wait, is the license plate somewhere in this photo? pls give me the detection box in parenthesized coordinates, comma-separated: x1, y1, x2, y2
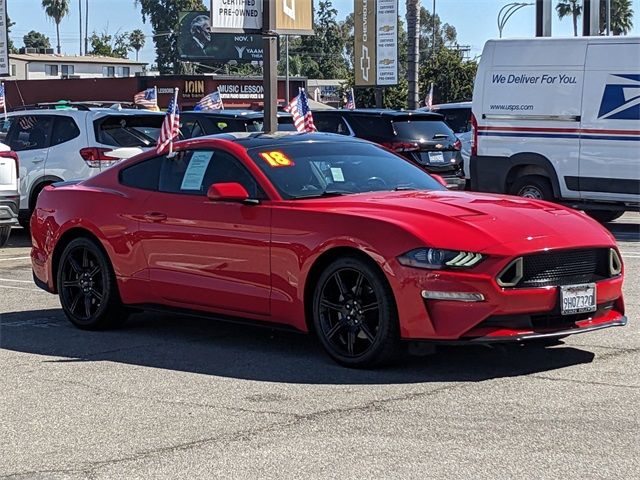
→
(428, 151, 445, 163)
(560, 283, 597, 315)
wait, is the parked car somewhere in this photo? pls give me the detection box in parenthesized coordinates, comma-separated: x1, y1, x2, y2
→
(31, 132, 626, 368)
(313, 109, 465, 189)
(471, 37, 639, 222)
(180, 110, 296, 138)
(421, 102, 472, 187)
(0, 142, 19, 247)
(0, 103, 165, 228)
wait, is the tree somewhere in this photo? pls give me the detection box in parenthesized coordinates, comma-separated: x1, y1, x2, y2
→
(89, 31, 131, 58)
(134, 0, 205, 74)
(601, 0, 634, 35)
(23, 31, 52, 50)
(42, 0, 70, 54)
(419, 47, 477, 105)
(6, 16, 17, 54)
(556, 0, 582, 37)
(129, 30, 146, 61)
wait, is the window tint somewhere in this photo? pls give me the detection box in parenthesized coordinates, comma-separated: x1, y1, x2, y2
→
(432, 108, 471, 134)
(120, 156, 162, 191)
(96, 115, 164, 147)
(393, 120, 455, 141)
(314, 114, 350, 135)
(51, 116, 81, 146)
(8, 116, 53, 151)
(0, 117, 12, 143)
(182, 119, 204, 139)
(348, 115, 394, 137)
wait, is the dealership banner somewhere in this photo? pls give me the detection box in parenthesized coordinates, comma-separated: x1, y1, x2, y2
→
(0, 0, 9, 76)
(209, 0, 314, 35)
(178, 12, 276, 63)
(354, 0, 397, 87)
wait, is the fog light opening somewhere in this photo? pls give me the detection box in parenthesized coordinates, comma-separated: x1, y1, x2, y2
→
(421, 290, 485, 302)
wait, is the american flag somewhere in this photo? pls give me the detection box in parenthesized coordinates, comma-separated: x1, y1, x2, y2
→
(196, 90, 224, 110)
(284, 88, 316, 133)
(156, 94, 181, 154)
(134, 88, 158, 109)
(345, 88, 356, 110)
(0, 83, 5, 110)
(425, 82, 434, 109)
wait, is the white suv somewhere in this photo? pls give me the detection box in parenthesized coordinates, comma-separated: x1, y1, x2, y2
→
(0, 104, 164, 228)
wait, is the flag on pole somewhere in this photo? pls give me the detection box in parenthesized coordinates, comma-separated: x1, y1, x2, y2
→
(345, 88, 356, 110)
(134, 87, 158, 110)
(157, 89, 181, 155)
(196, 90, 224, 110)
(0, 83, 6, 119)
(284, 88, 317, 133)
(425, 83, 434, 109)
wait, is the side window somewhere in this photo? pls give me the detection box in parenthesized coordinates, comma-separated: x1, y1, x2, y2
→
(120, 156, 163, 191)
(182, 120, 204, 139)
(314, 114, 340, 133)
(51, 116, 81, 146)
(0, 117, 12, 143)
(8, 116, 54, 152)
(158, 149, 264, 198)
(349, 115, 393, 137)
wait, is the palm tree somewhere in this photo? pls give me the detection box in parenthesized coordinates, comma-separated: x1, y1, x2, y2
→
(601, 0, 635, 35)
(129, 29, 146, 61)
(556, 0, 582, 37)
(42, 0, 70, 54)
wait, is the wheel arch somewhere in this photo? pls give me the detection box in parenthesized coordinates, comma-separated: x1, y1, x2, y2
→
(29, 175, 65, 210)
(505, 153, 561, 198)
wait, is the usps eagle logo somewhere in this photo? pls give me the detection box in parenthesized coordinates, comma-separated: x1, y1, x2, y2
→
(597, 74, 640, 120)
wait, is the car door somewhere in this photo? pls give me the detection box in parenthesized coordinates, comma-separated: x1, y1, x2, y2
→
(45, 114, 89, 182)
(6, 115, 54, 210)
(137, 148, 272, 316)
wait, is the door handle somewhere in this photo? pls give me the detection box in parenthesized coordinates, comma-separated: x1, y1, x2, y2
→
(32, 158, 45, 164)
(143, 212, 167, 222)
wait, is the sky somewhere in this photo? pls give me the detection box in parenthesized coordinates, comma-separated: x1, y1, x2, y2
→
(7, 0, 640, 65)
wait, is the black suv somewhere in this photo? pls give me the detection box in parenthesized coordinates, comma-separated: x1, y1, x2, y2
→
(180, 110, 296, 138)
(313, 109, 464, 188)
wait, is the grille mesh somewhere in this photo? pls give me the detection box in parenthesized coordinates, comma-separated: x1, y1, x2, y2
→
(506, 248, 610, 288)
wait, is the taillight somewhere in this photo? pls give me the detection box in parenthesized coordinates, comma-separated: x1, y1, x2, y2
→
(79, 147, 118, 168)
(382, 141, 420, 153)
(470, 113, 478, 157)
(453, 139, 462, 151)
(0, 151, 19, 178)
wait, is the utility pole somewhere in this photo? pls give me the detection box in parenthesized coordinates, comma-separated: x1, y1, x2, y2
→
(285, 35, 290, 103)
(432, 0, 436, 58)
(262, 0, 278, 133)
(84, 0, 89, 55)
(406, 0, 420, 110)
(606, 0, 611, 35)
(79, 0, 82, 55)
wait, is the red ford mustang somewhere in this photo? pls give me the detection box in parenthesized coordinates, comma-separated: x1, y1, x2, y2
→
(31, 133, 627, 367)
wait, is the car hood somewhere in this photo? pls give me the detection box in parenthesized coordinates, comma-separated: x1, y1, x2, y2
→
(293, 190, 615, 254)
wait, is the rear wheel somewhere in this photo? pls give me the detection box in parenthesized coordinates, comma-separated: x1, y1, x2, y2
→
(510, 175, 554, 201)
(57, 237, 128, 330)
(312, 256, 400, 368)
(0, 226, 11, 247)
(585, 210, 624, 223)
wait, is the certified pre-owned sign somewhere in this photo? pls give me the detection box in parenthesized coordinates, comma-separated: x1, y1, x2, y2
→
(210, 0, 314, 35)
(354, 0, 397, 87)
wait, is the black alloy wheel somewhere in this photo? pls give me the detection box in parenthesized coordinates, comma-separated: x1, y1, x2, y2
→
(312, 256, 399, 368)
(57, 238, 127, 330)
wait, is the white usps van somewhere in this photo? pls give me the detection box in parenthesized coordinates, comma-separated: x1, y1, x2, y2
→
(470, 37, 639, 222)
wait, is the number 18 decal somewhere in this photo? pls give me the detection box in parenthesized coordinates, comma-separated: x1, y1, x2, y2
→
(260, 151, 295, 167)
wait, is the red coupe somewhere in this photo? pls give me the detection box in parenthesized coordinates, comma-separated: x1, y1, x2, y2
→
(31, 133, 627, 367)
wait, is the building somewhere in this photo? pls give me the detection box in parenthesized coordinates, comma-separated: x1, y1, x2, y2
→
(307, 79, 346, 108)
(7, 49, 147, 81)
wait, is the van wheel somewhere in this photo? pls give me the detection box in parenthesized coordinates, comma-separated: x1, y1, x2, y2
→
(0, 226, 11, 247)
(586, 210, 624, 223)
(511, 175, 554, 201)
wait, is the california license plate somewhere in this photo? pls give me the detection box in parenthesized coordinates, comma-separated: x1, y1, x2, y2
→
(560, 283, 597, 315)
(428, 151, 445, 163)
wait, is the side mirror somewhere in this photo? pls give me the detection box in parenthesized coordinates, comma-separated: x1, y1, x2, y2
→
(206, 182, 250, 202)
(431, 174, 448, 188)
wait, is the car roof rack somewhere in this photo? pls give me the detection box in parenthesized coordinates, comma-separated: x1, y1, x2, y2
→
(9, 100, 144, 112)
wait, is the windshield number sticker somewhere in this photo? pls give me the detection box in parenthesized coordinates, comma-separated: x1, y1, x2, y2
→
(260, 151, 294, 167)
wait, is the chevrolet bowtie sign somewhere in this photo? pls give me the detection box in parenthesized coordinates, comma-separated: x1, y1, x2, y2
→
(209, 0, 314, 35)
(355, 0, 398, 87)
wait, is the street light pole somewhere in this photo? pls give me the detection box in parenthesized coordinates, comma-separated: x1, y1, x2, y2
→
(498, 2, 534, 38)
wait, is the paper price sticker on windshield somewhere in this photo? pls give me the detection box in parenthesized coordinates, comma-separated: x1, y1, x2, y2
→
(260, 151, 295, 167)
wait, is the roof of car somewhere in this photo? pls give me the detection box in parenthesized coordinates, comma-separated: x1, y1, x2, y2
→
(428, 101, 472, 110)
(320, 108, 443, 119)
(190, 131, 365, 149)
(182, 109, 292, 119)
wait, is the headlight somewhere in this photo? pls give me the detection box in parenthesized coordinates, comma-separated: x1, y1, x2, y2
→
(398, 248, 483, 269)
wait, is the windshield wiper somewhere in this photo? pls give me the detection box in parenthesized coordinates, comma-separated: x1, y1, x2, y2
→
(393, 185, 417, 191)
(298, 190, 350, 199)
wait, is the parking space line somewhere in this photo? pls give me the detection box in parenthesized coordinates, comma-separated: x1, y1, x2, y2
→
(0, 278, 33, 283)
(0, 256, 31, 262)
(0, 285, 41, 292)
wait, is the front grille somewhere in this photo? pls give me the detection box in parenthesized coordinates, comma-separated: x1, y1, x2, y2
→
(498, 248, 611, 288)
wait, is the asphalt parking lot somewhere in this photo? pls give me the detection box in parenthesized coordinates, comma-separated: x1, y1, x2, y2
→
(0, 215, 638, 479)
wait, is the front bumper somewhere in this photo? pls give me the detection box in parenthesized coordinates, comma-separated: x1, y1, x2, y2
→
(0, 197, 19, 226)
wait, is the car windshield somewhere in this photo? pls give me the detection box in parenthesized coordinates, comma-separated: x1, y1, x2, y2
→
(248, 141, 446, 199)
(392, 119, 455, 141)
(96, 115, 164, 147)
(245, 117, 297, 132)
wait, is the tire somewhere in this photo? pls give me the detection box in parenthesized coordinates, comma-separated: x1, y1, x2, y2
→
(585, 210, 624, 223)
(312, 256, 400, 368)
(0, 225, 10, 247)
(510, 175, 554, 201)
(56, 237, 128, 330)
(18, 214, 31, 231)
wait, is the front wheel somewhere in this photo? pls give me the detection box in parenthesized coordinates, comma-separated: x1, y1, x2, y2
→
(312, 256, 400, 368)
(510, 175, 554, 201)
(585, 210, 624, 223)
(0, 226, 11, 247)
(57, 237, 128, 330)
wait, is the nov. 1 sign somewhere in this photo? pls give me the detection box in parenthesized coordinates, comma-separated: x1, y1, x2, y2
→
(210, 0, 314, 34)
